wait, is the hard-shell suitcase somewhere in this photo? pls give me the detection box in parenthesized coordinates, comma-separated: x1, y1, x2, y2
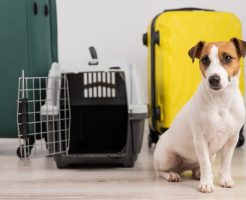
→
(0, 0, 58, 138)
(143, 8, 245, 147)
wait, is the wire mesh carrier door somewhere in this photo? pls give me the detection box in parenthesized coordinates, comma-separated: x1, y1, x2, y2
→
(16, 71, 71, 158)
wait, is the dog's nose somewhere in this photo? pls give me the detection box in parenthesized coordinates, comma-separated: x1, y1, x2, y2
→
(209, 75, 220, 87)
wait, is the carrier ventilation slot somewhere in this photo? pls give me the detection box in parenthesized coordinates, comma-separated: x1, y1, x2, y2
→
(83, 72, 116, 98)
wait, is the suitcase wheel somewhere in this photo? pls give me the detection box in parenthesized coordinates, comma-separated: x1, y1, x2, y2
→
(148, 128, 160, 148)
(16, 145, 31, 158)
(236, 126, 245, 147)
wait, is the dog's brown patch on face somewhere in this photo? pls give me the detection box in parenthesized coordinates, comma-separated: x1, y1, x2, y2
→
(199, 43, 213, 77)
(199, 42, 241, 78)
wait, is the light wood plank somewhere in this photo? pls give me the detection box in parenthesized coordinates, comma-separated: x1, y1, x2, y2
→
(0, 133, 246, 199)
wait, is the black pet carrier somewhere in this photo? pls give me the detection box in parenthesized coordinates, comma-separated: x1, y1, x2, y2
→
(17, 48, 147, 168)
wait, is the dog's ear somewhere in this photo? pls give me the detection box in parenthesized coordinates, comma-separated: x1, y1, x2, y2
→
(188, 41, 205, 63)
(231, 37, 246, 58)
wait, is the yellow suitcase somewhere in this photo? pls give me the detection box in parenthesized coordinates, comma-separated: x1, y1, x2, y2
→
(143, 8, 245, 147)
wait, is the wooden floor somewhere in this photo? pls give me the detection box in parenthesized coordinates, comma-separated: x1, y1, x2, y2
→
(0, 134, 246, 199)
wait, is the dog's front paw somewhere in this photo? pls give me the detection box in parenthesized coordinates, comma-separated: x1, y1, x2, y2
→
(198, 180, 214, 193)
(220, 176, 235, 188)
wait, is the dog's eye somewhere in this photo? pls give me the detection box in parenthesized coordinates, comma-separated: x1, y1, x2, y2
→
(201, 55, 210, 66)
(223, 54, 232, 64)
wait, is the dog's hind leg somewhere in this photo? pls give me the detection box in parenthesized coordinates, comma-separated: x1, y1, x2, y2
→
(154, 150, 181, 182)
(159, 171, 181, 182)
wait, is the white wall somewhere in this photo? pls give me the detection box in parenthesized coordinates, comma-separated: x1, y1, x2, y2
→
(57, 0, 246, 102)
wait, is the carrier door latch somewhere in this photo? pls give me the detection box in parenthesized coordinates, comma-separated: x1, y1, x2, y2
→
(88, 46, 99, 65)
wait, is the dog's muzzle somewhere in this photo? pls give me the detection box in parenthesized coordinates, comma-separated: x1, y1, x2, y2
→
(208, 74, 221, 90)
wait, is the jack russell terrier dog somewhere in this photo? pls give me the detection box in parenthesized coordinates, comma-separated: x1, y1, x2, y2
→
(154, 38, 246, 193)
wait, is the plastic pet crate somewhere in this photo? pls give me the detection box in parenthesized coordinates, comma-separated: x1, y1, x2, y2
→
(17, 48, 147, 168)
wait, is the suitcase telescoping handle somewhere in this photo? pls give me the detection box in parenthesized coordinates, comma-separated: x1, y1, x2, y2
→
(143, 7, 214, 131)
(88, 46, 99, 65)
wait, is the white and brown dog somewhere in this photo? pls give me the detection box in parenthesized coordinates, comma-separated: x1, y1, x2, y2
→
(154, 38, 246, 193)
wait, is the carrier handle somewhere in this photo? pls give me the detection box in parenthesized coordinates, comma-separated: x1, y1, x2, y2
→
(89, 46, 98, 59)
(163, 7, 215, 12)
(88, 46, 99, 65)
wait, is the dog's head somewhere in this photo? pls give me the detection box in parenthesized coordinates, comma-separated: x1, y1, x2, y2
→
(188, 38, 246, 91)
